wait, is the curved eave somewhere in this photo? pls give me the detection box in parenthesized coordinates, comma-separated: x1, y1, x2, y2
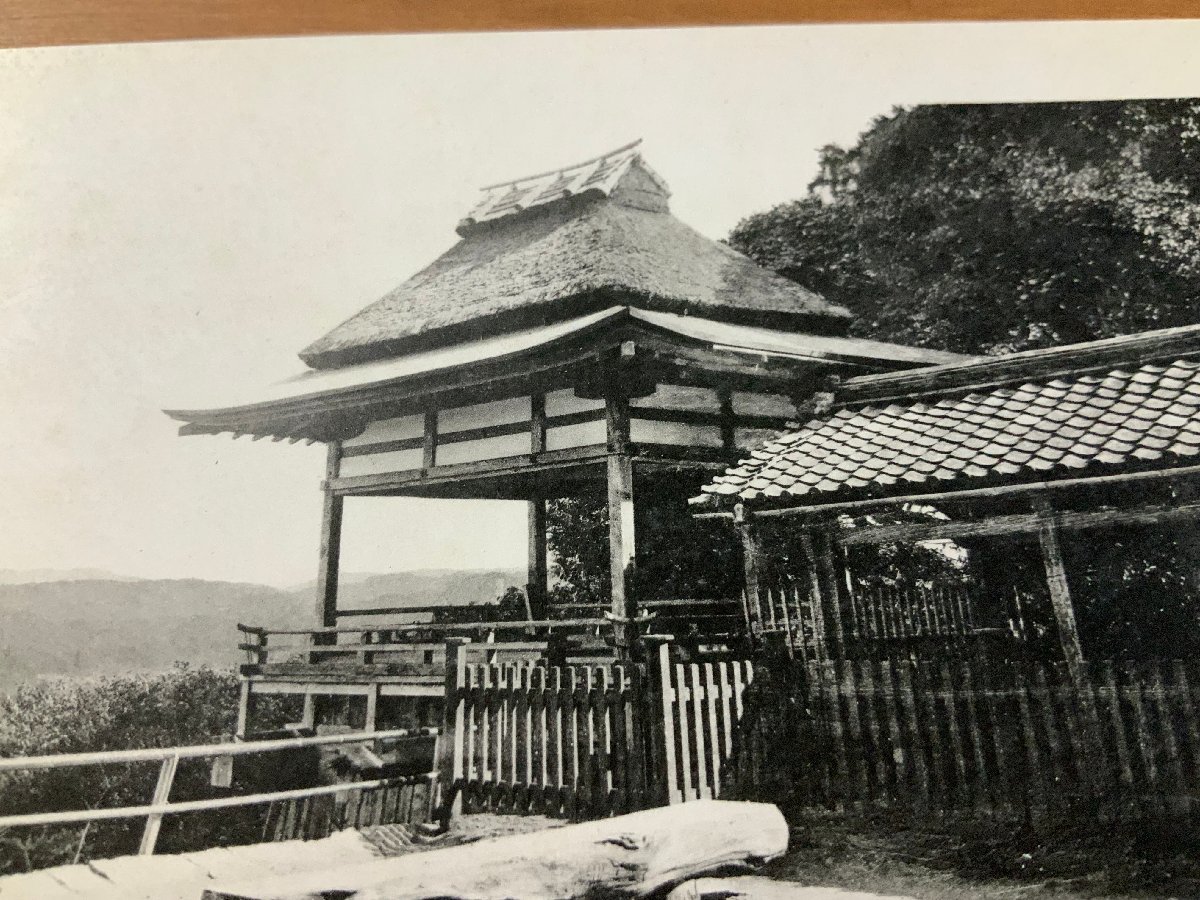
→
(166, 307, 960, 442)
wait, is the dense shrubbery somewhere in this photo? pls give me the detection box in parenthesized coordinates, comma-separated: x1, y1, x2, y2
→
(0, 665, 299, 874)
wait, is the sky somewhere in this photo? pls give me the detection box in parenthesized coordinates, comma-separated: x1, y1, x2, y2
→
(1, 21, 1198, 587)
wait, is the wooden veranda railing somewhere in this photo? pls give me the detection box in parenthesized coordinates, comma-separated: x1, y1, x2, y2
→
(238, 618, 612, 666)
(0, 729, 437, 856)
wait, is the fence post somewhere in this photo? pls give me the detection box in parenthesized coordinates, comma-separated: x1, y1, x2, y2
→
(657, 642, 681, 805)
(138, 752, 179, 855)
(435, 638, 468, 829)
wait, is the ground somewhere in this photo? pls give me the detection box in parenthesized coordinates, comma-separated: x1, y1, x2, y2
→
(768, 811, 1200, 900)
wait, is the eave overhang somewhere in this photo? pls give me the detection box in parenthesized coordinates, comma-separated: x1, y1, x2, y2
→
(165, 307, 963, 444)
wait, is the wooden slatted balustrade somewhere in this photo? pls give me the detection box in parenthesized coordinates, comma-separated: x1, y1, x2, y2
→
(0, 729, 437, 856)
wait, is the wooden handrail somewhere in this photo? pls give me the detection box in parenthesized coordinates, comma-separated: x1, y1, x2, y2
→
(334, 605, 454, 618)
(251, 617, 608, 637)
(0, 773, 434, 829)
(0, 727, 439, 856)
(0, 727, 435, 772)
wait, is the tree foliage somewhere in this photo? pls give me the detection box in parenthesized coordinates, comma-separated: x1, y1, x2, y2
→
(730, 101, 1200, 355)
(729, 101, 1200, 658)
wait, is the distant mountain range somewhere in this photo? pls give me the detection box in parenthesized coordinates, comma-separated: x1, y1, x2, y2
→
(0, 569, 524, 692)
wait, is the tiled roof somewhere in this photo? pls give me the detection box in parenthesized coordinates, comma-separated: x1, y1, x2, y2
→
(456, 140, 665, 232)
(705, 356, 1200, 504)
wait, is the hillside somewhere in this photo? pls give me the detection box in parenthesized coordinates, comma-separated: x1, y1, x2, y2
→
(0, 568, 524, 692)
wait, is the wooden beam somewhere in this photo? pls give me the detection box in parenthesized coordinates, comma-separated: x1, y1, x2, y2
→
(743, 463, 1200, 523)
(838, 500, 1200, 546)
(839, 328, 1200, 409)
(315, 442, 344, 631)
(328, 445, 610, 496)
(527, 498, 549, 620)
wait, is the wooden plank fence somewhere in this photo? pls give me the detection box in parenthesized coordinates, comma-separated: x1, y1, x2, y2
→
(726, 655, 1200, 822)
(442, 644, 653, 821)
(264, 773, 435, 841)
(657, 644, 754, 804)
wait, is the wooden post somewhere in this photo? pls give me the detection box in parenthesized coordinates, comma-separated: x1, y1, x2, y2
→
(816, 532, 848, 658)
(797, 533, 828, 661)
(1034, 501, 1086, 680)
(138, 752, 179, 855)
(606, 389, 636, 656)
(1035, 499, 1105, 786)
(422, 408, 438, 470)
(718, 388, 736, 453)
(733, 503, 764, 644)
(528, 498, 549, 620)
(435, 638, 468, 829)
(364, 683, 380, 734)
(235, 680, 255, 740)
(316, 441, 344, 631)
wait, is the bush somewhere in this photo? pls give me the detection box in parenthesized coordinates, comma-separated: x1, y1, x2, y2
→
(0, 665, 297, 873)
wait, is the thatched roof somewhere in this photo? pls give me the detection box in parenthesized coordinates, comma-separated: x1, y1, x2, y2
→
(299, 142, 851, 370)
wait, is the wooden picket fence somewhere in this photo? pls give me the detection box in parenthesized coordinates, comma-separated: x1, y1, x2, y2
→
(442, 649, 654, 821)
(749, 580, 1012, 662)
(726, 654, 1200, 822)
(656, 645, 754, 803)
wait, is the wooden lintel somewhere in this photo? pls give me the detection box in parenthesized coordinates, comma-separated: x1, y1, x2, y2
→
(748, 463, 1200, 523)
(328, 445, 610, 496)
(839, 500, 1200, 546)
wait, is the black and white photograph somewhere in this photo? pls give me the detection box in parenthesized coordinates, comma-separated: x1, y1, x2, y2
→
(2, 17, 1200, 900)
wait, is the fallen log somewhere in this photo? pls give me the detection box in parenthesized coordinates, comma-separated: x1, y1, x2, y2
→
(203, 800, 788, 900)
(667, 875, 918, 899)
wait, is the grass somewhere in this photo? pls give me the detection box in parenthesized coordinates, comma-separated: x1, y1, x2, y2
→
(765, 810, 1200, 899)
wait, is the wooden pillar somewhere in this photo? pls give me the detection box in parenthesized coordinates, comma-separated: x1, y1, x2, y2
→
(316, 441, 344, 630)
(807, 531, 846, 659)
(797, 534, 828, 661)
(527, 498, 549, 620)
(733, 502, 764, 644)
(435, 638, 468, 828)
(606, 390, 636, 655)
(1034, 500, 1086, 680)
